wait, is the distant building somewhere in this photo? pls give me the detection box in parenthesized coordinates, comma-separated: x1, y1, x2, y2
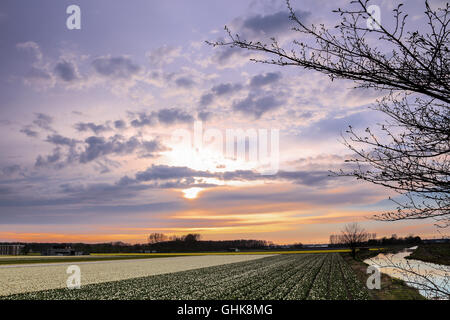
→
(45, 246, 83, 256)
(0, 244, 25, 255)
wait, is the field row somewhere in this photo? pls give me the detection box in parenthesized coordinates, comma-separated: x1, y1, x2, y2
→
(2, 253, 370, 300)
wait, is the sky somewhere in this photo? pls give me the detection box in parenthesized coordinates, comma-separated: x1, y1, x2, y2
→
(0, 0, 446, 244)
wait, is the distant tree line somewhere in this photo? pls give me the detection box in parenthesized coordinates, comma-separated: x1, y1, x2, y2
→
(147, 233, 271, 252)
(148, 233, 202, 244)
(13, 234, 273, 254)
(369, 235, 422, 246)
(329, 233, 422, 248)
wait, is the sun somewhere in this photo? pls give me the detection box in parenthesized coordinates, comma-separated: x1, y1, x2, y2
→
(182, 187, 203, 199)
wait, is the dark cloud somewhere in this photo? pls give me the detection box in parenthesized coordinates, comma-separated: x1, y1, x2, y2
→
(140, 139, 168, 158)
(141, 140, 165, 153)
(114, 120, 126, 129)
(156, 108, 193, 125)
(121, 164, 333, 188)
(200, 82, 243, 106)
(277, 171, 332, 186)
(216, 168, 337, 187)
(117, 175, 136, 186)
(215, 46, 242, 62)
(20, 113, 55, 138)
(233, 94, 284, 118)
(250, 72, 281, 87)
(117, 166, 217, 190)
(54, 60, 78, 82)
(175, 76, 195, 88)
(75, 122, 110, 134)
(200, 93, 214, 106)
(242, 10, 310, 36)
(92, 56, 141, 79)
(20, 126, 38, 137)
(129, 108, 193, 128)
(130, 112, 155, 128)
(1, 165, 21, 176)
(94, 161, 112, 174)
(135, 165, 214, 182)
(34, 133, 166, 169)
(198, 110, 212, 121)
(45, 134, 78, 147)
(212, 83, 243, 95)
(32, 113, 53, 131)
(219, 169, 332, 186)
(35, 147, 62, 168)
(210, 46, 251, 66)
(79, 135, 141, 163)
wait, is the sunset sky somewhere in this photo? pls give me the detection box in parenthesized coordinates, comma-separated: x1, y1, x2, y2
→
(0, 0, 444, 244)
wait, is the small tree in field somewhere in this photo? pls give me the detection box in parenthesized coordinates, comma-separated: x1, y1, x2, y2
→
(341, 223, 370, 258)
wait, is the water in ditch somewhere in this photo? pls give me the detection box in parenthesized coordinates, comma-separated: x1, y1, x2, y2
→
(364, 246, 450, 300)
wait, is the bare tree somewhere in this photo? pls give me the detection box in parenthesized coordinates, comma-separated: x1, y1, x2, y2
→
(148, 233, 167, 244)
(340, 223, 370, 258)
(208, 0, 450, 227)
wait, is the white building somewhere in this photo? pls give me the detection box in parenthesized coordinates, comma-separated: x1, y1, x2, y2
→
(0, 244, 24, 255)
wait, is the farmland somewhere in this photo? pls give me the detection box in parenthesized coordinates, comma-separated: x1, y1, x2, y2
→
(2, 253, 370, 300)
(0, 249, 380, 266)
(0, 254, 268, 297)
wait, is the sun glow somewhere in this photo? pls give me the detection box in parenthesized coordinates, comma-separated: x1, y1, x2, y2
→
(161, 137, 260, 173)
(160, 129, 277, 200)
(182, 187, 204, 199)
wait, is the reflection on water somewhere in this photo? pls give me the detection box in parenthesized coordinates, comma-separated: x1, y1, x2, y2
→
(364, 246, 450, 300)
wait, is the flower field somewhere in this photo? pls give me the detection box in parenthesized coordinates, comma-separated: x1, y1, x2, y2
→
(0, 254, 269, 297)
(2, 253, 370, 300)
